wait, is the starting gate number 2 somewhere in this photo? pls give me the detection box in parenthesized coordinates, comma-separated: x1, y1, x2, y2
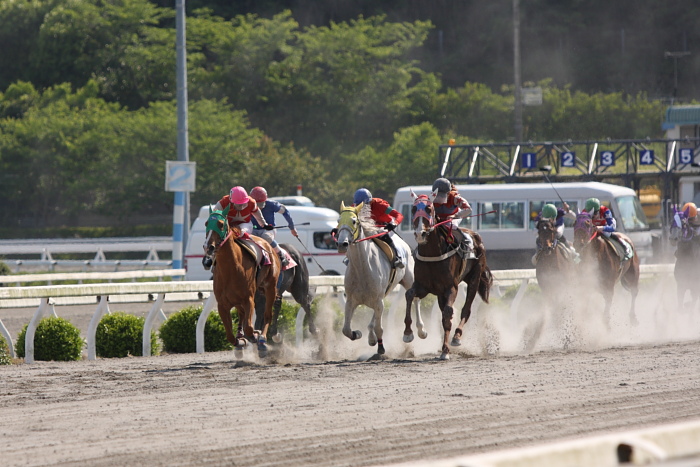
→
(561, 151, 576, 167)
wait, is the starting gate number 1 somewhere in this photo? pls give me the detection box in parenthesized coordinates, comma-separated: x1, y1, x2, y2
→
(521, 152, 536, 169)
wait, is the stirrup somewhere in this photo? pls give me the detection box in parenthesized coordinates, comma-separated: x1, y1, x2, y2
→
(392, 257, 405, 268)
(278, 253, 289, 267)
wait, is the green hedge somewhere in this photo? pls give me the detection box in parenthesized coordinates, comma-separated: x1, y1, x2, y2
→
(15, 317, 84, 361)
(0, 336, 11, 365)
(159, 306, 233, 353)
(96, 312, 159, 358)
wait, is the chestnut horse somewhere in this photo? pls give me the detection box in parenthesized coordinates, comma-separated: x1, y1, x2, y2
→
(573, 211, 639, 326)
(405, 191, 493, 360)
(669, 205, 700, 310)
(202, 206, 280, 357)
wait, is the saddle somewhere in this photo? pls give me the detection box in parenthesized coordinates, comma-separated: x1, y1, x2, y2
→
(372, 237, 398, 294)
(601, 234, 633, 262)
(235, 237, 272, 267)
(437, 225, 477, 260)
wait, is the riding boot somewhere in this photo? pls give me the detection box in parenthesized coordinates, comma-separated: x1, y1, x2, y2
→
(276, 249, 289, 268)
(382, 234, 404, 268)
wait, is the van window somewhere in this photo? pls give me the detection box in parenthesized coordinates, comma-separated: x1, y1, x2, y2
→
(313, 232, 337, 249)
(528, 200, 578, 229)
(477, 202, 525, 230)
(400, 204, 411, 231)
(616, 195, 649, 231)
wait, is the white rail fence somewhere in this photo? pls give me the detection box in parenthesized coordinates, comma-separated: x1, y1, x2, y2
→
(0, 265, 675, 363)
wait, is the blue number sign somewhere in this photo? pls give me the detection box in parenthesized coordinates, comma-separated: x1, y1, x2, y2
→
(561, 151, 576, 167)
(165, 161, 197, 192)
(639, 150, 654, 165)
(600, 150, 615, 166)
(521, 152, 537, 169)
(679, 148, 694, 165)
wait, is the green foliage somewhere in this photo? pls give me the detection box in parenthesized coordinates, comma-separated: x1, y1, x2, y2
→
(0, 260, 10, 275)
(0, 335, 12, 365)
(159, 305, 233, 353)
(15, 317, 84, 361)
(95, 312, 158, 358)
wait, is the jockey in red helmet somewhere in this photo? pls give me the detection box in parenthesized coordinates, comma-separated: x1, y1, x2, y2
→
(351, 188, 405, 268)
(249, 186, 297, 267)
(431, 178, 476, 257)
(213, 186, 272, 237)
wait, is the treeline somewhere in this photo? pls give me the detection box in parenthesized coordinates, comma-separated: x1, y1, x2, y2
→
(0, 1, 670, 229)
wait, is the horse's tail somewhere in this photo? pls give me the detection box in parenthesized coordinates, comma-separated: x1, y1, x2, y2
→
(478, 265, 493, 304)
(281, 243, 313, 305)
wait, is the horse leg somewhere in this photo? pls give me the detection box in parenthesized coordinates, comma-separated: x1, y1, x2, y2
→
(257, 284, 277, 357)
(453, 264, 480, 347)
(270, 293, 283, 343)
(218, 304, 238, 346)
(367, 299, 385, 354)
(439, 289, 458, 360)
(342, 297, 362, 341)
(621, 260, 640, 326)
(404, 284, 428, 343)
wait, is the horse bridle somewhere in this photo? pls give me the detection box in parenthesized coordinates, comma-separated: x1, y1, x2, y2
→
(337, 208, 361, 244)
(574, 213, 598, 245)
(203, 211, 232, 267)
(537, 218, 559, 253)
(412, 197, 434, 233)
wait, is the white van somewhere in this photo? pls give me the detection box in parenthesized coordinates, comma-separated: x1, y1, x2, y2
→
(184, 204, 345, 280)
(393, 181, 654, 270)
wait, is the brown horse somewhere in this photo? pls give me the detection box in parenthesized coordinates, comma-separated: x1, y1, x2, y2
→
(404, 191, 493, 360)
(535, 218, 575, 296)
(573, 211, 639, 326)
(202, 206, 280, 357)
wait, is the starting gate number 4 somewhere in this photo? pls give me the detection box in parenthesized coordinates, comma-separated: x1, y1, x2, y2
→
(640, 149, 655, 165)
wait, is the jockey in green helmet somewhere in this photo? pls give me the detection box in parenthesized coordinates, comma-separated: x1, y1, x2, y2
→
(532, 202, 577, 265)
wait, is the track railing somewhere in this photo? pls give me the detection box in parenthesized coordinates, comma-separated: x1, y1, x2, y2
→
(0, 265, 674, 363)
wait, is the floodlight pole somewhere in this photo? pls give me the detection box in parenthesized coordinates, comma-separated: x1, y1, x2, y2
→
(513, 0, 523, 143)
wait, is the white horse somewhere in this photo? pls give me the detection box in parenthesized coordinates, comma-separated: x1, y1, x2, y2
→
(335, 202, 426, 354)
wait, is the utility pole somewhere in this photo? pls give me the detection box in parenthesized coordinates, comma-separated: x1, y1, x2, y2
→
(513, 0, 523, 143)
(664, 50, 691, 99)
(172, 0, 190, 272)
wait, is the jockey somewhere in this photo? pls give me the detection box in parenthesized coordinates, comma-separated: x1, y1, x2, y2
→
(213, 186, 273, 238)
(532, 203, 578, 264)
(585, 197, 633, 258)
(352, 188, 405, 268)
(249, 186, 297, 267)
(431, 177, 475, 255)
(671, 202, 700, 244)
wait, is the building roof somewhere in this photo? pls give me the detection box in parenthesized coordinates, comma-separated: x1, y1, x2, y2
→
(663, 105, 700, 130)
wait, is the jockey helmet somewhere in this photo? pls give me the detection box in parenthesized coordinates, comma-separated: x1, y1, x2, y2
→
(250, 186, 268, 203)
(682, 202, 698, 218)
(584, 197, 600, 213)
(541, 204, 558, 220)
(229, 186, 249, 205)
(432, 178, 451, 194)
(353, 188, 372, 206)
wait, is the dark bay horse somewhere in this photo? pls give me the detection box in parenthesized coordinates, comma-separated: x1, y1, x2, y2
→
(405, 191, 493, 360)
(535, 218, 575, 296)
(254, 242, 316, 340)
(669, 205, 700, 310)
(573, 211, 639, 326)
(202, 206, 280, 357)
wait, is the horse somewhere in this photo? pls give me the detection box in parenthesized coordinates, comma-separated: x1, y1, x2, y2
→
(535, 218, 575, 296)
(405, 191, 493, 360)
(573, 211, 639, 327)
(254, 242, 316, 340)
(335, 201, 424, 355)
(202, 205, 280, 357)
(669, 205, 700, 310)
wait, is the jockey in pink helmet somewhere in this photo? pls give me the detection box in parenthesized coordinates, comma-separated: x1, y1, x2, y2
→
(213, 186, 273, 237)
(249, 186, 297, 267)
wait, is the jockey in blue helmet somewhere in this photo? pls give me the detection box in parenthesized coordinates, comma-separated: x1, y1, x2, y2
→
(350, 188, 405, 268)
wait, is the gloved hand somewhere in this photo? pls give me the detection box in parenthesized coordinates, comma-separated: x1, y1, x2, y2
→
(263, 224, 275, 230)
(603, 225, 615, 233)
(385, 222, 396, 231)
(330, 228, 338, 237)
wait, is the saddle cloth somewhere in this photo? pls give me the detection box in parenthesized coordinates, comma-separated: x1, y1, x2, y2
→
(438, 225, 477, 260)
(602, 234, 634, 262)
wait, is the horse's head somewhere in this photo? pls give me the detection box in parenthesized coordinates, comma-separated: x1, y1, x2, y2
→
(202, 205, 230, 270)
(573, 210, 596, 250)
(670, 204, 694, 242)
(336, 201, 362, 253)
(536, 218, 558, 254)
(411, 189, 437, 245)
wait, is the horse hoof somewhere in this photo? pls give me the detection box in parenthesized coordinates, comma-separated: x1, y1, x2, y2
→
(418, 330, 428, 339)
(378, 344, 385, 355)
(234, 348, 244, 359)
(439, 352, 450, 360)
(451, 337, 462, 347)
(403, 333, 414, 343)
(352, 330, 362, 341)
(272, 333, 282, 344)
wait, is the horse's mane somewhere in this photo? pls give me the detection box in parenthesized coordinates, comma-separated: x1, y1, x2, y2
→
(357, 203, 381, 235)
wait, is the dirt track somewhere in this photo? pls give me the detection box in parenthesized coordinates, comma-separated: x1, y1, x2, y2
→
(2, 287, 700, 466)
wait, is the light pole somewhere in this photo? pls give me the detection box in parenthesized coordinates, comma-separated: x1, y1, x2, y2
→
(513, 0, 522, 143)
(664, 50, 690, 99)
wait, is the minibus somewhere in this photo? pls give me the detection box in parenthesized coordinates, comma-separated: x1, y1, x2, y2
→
(393, 181, 652, 269)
